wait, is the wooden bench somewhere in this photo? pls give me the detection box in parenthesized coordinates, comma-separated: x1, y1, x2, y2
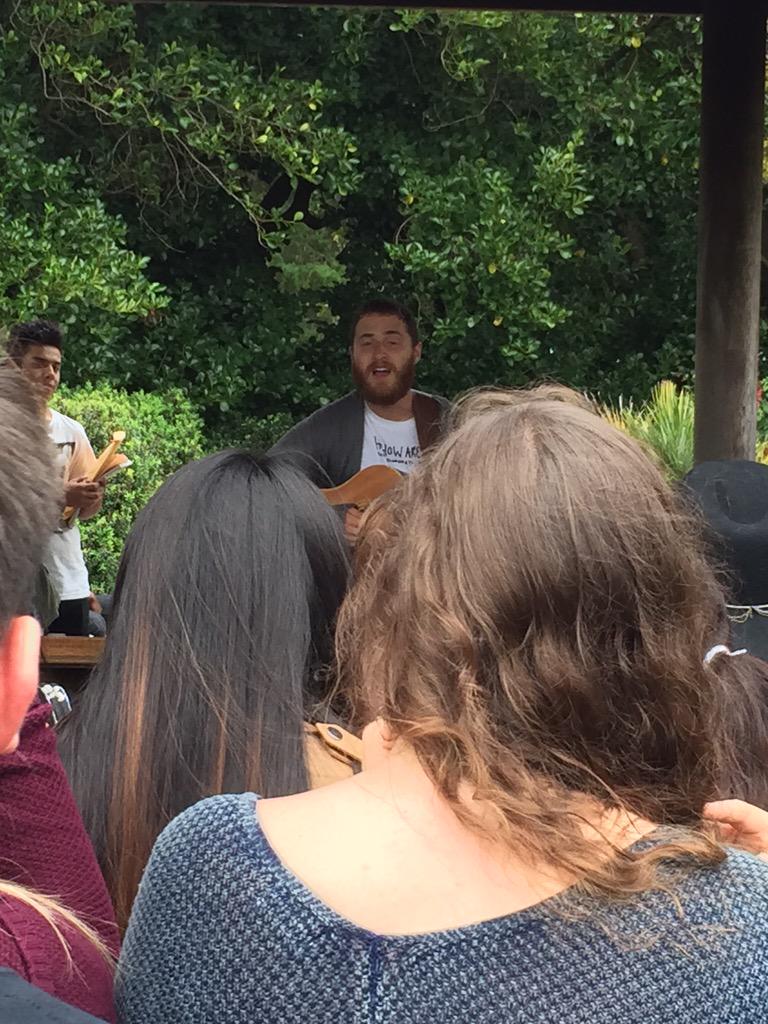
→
(40, 636, 105, 691)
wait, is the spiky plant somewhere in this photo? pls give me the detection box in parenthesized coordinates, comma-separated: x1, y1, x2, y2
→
(604, 381, 768, 478)
(601, 381, 694, 480)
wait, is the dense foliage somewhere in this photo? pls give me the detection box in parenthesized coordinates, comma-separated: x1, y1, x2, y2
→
(2, 0, 741, 447)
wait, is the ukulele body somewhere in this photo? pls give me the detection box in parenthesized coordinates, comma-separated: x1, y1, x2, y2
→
(320, 465, 402, 510)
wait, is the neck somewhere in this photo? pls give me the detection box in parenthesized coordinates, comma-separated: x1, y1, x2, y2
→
(365, 390, 414, 422)
(359, 721, 657, 854)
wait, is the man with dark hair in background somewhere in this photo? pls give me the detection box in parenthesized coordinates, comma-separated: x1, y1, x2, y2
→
(7, 320, 103, 636)
(270, 298, 448, 542)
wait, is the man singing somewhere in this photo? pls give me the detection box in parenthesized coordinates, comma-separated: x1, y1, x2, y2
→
(271, 298, 448, 538)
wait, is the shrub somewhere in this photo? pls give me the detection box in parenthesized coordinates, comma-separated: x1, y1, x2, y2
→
(603, 379, 768, 480)
(757, 379, 768, 451)
(206, 411, 295, 453)
(601, 380, 695, 480)
(53, 384, 206, 592)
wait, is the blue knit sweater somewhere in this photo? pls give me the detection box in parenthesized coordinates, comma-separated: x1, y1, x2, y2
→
(117, 793, 768, 1023)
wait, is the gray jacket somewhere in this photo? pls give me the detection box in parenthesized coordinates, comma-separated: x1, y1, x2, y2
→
(269, 389, 449, 486)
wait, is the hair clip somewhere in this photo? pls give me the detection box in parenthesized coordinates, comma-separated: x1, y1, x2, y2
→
(703, 644, 747, 667)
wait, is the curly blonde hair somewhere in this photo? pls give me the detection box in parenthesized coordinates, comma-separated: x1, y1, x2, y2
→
(337, 386, 754, 900)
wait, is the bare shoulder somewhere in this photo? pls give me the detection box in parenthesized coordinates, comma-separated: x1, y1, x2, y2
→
(258, 774, 369, 845)
(255, 767, 442, 874)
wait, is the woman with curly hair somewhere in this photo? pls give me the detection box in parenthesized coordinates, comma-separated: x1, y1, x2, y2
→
(119, 387, 768, 1024)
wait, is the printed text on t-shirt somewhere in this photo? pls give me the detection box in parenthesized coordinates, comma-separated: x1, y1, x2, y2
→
(374, 435, 421, 467)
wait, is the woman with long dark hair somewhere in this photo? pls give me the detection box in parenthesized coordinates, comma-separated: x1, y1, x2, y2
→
(59, 451, 350, 931)
(119, 388, 768, 1024)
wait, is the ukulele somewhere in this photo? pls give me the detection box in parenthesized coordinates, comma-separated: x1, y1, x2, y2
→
(61, 430, 127, 528)
(320, 464, 402, 510)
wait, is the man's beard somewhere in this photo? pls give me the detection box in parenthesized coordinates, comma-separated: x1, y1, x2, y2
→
(352, 356, 416, 407)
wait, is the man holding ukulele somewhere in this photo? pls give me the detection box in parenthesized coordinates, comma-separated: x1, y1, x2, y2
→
(7, 320, 104, 635)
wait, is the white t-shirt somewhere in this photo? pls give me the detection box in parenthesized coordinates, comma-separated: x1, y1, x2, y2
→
(359, 406, 421, 474)
(44, 409, 95, 602)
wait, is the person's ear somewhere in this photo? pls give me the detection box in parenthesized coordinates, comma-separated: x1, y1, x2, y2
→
(363, 717, 396, 748)
(0, 616, 40, 754)
(414, 341, 422, 364)
(360, 717, 397, 769)
(378, 718, 397, 748)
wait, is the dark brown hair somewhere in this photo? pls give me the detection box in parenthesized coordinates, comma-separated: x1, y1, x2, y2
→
(6, 320, 63, 362)
(60, 451, 349, 930)
(338, 385, 759, 899)
(349, 298, 418, 347)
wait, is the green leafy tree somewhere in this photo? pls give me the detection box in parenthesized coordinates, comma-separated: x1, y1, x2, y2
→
(2, 2, 730, 439)
(0, 98, 164, 341)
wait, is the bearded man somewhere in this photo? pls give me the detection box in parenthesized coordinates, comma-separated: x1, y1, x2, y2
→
(270, 298, 448, 541)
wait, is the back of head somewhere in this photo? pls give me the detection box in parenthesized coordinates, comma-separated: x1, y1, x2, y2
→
(61, 450, 349, 928)
(448, 382, 596, 431)
(0, 365, 58, 635)
(340, 386, 746, 897)
(0, 368, 114, 970)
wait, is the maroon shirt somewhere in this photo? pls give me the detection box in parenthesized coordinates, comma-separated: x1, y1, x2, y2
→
(0, 704, 119, 1021)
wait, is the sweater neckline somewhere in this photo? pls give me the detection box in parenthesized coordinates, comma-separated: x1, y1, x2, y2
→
(238, 792, 572, 948)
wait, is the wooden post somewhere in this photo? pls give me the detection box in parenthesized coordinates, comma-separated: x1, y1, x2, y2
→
(694, 6, 766, 463)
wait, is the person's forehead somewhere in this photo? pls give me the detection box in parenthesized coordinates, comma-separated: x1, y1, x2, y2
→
(354, 314, 407, 336)
(25, 344, 61, 365)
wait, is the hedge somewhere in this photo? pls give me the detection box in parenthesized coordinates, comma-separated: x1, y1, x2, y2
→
(53, 384, 206, 593)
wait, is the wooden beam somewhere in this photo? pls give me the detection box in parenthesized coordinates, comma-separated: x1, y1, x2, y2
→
(125, 0, 768, 11)
(41, 636, 105, 668)
(120, 1, 708, 11)
(694, 5, 766, 463)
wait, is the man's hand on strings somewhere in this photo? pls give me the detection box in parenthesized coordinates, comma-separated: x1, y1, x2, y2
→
(344, 506, 363, 546)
